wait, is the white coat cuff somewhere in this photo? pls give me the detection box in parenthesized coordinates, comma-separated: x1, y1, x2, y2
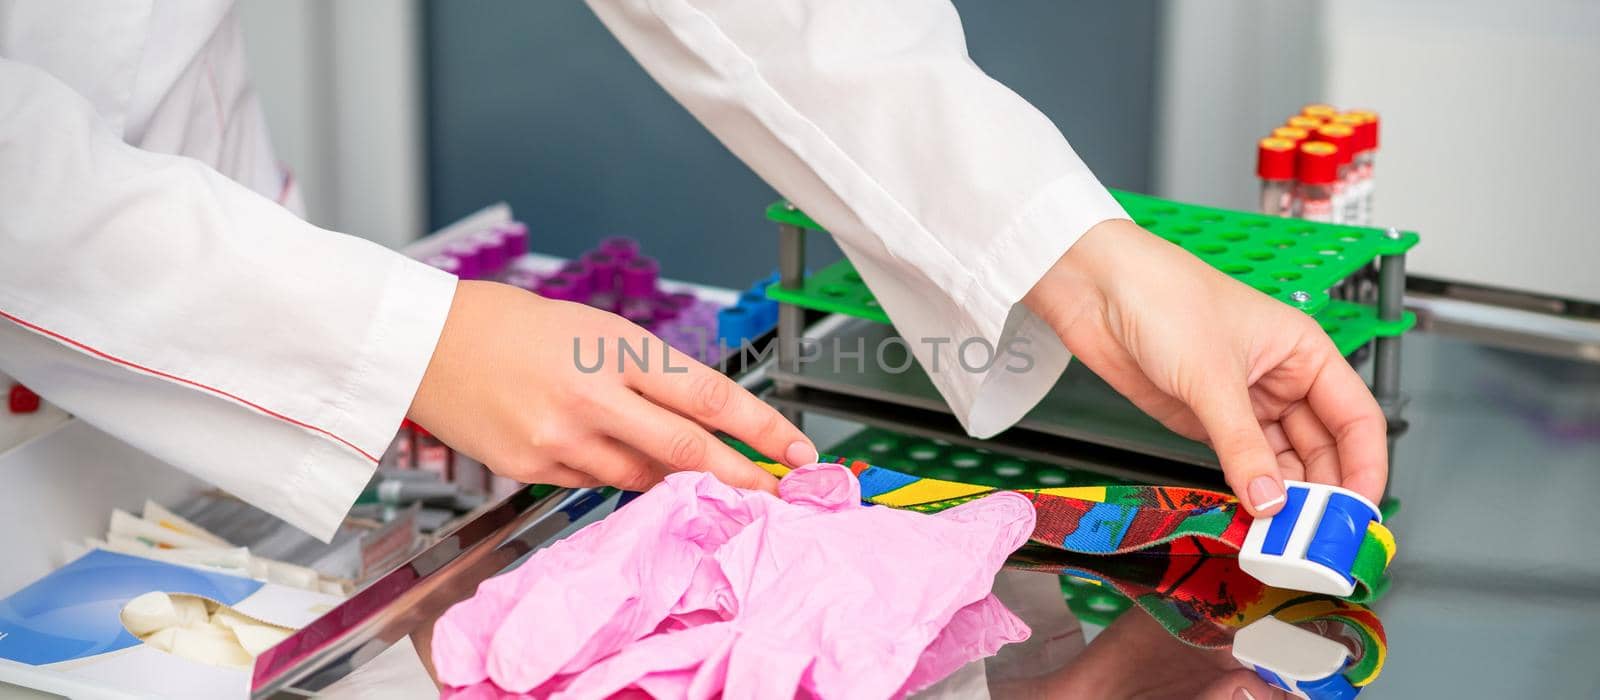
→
(288, 258, 457, 539)
(946, 174, 1127, 438)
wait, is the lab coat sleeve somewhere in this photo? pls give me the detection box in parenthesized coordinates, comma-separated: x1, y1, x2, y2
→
(587, 0, 1129, 438)
(0, 59, 457, 541)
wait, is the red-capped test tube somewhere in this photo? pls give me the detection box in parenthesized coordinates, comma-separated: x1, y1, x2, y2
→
(1314, 124, 1357, 224)
(1286, 115, 1325, 133)
(383, 420, 416, 470)
(413, 424, 453, 481)
(1257, 137, 1298, 217)
(1301, 103, 1340, 122)
(1272, 126, 1310, 144)
(1295, 141, 1340, 223)
(1339, 110, 1380, 224)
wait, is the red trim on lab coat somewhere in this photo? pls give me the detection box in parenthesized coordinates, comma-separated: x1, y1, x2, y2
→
(0, 308, 380, 462)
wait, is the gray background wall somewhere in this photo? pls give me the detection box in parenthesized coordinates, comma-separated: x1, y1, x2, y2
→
(424, 1, 1160, 289)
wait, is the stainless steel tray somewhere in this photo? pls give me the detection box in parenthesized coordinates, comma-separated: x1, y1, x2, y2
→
(250, 486, 610, 698)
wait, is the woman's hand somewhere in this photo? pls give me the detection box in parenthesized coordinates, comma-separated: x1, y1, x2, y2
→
(407, 281, 817, 492)
(1024, 219, 1387, 516)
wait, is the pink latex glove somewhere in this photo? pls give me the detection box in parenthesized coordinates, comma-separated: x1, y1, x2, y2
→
(554, 465, 1035, 699)
(433, 464, 1036, 698)
(432, 473, 775, 688)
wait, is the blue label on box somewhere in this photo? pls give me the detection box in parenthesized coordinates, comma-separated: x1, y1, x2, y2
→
(0, 550, 262, 666)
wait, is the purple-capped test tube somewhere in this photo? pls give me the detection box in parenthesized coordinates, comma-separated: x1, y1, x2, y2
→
(584, 251, 619, 294)
(425, 254, 464, 277)
(619, 256, 659, 299)
(599, 236, 639, 262)
(495, 221, 529, 261)
(556, 269, 592, 303)
(536, 274, 581, 302)
(470, 230, 510, 275)
(445, 239, 488, 279)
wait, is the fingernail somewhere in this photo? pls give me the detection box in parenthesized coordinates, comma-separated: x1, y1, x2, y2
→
(1233, 688, 1257, 700)
(1249, 475, 1286, 512)
(785, 441, 818, 467)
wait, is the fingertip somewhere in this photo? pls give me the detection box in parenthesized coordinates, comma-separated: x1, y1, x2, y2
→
(784, 440, 819, 467)
(737, 468, 780, 495)
(711, 451, 781, 495)
(1244, 474, 1287, 517)
(1345, 471, 1388, 512)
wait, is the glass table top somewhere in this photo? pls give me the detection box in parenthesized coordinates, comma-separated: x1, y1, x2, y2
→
(425, 329, 1600, 699)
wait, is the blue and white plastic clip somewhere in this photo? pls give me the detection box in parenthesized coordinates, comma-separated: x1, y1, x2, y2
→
(1239, 480, 1382, 597)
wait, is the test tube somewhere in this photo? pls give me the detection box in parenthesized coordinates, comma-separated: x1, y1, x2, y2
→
(470, 230, 510, 276)
(376, 479, 462, 505)
(536, 274, 582, 302)
(599, 236, 640, 262)
(424, 254, 464, 278)
(584, 251, 619, 293)
(1314, 124, 1357, 225)
(1301, 103, 1340, 121)
(380, 420, 416, 470)
(1286, 115, 1325, 132)
(1271, 126, 1310, 144)
(413, 425, 453, 481)
(495, 222, 529, 262)
(583, 251, 620, 311)
(1294, 141, 1340, 223)
(619, 256, 660, 299)
(1340, 110, 1382, 303)
(615, 259, 657, 325)
(1340, 110, 1380, 225)
(1331, 115, 1370, 224)
(445, 239, 488, 279)
(557, 269, 592, 301)
(1256, 137, 1298, 217)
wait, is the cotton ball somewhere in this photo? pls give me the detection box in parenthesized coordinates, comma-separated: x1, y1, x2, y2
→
(121, 591, 178, 637)
(169, 625, 253, 668)
(232, 623, 292, 657)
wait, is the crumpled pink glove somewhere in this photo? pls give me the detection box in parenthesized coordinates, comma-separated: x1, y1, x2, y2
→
(432, 463, 1036, 699)
(431, 473, 775, 689)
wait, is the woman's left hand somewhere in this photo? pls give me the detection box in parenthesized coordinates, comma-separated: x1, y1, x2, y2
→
(1025, 219, 1388, 517)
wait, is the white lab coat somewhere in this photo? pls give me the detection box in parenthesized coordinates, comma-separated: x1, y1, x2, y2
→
(0, 0, 1125, 541)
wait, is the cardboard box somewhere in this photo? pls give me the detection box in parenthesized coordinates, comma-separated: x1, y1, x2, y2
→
(0, 549, 341, 699)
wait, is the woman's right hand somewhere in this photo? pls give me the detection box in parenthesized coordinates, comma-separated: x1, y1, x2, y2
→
(406, 281, 817, 492)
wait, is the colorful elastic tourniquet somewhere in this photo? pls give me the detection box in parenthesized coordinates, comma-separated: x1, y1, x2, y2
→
(1007, 549, 1386, 687)
(756, 456, 1393, 689)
